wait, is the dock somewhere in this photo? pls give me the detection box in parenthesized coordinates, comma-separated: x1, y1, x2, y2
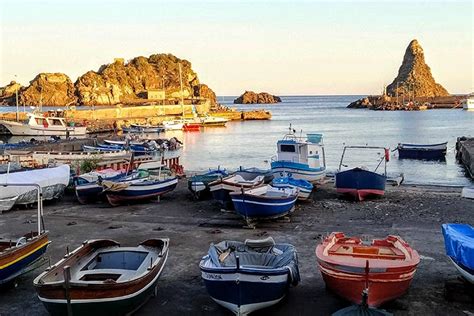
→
(456, 137, 474, 178)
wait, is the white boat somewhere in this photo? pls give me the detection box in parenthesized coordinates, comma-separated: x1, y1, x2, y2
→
(462, 93, 474, 110)
(0, 165, 70, 211)
(0, 112, 87, 136)
(162, 120, 184, 130)
(197, 114, 228, 127)
(271, 126, 326, 183)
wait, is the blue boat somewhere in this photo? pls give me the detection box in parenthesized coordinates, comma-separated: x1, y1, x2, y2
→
(188, 167, 228, 199)
(200, 237, 300, 315)
(271, 126, 326, 184)
(103, 176, 178, 206)
(397, 142, 447, 160)
(122, 124, 164, 133)
(442, 223, 474, 283)
(230, 185, 298, 225)
(236, 166, 274, 183)
(209, 173, 265, 209)
(272, 176, 313, 200)
(335, 146, 389, 201)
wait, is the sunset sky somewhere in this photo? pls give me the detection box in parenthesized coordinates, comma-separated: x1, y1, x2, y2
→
(1, 0, 472, 95)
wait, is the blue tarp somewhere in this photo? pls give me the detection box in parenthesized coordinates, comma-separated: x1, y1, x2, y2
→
(442, 223, 474, 270)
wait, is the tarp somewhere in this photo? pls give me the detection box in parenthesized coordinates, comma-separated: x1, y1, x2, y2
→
(0, 165, 70, 199)
(442, 223, 474, 270)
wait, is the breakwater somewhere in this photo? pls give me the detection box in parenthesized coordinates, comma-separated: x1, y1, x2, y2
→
(456, 137, 474, 178)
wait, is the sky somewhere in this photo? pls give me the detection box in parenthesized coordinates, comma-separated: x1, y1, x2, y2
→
(0, 0, 472, 95)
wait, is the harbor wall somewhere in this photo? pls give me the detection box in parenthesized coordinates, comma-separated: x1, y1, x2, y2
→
(456, 137, 474, 178)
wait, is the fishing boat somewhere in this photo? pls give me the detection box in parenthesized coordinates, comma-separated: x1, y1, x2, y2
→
(129, 123, 164, 133)
(187, 167, 228, 199)
(162, 120, 184, 130)
(0, 111, 87, 136)
(316, 232, 420, 307)
(197, 114, 228, 127)
(335, 146, 389, 201)
(271, 126, 326, 183)
(102, 175, 178, 206)
(200, 237, 300, 315)
(230, 185, 298, 224)
(462, 93, 474, 110)
(182, 121, 201, 131)
(209, 173, 264, 209)
(442, 223, 474, 283)
(397, 142, 448, 160)
(236, 166, 273, 183)
(0, 165, 70, 211)
(83, 145, 119, 152)
(272, 176, 313, 200)
(0, 183, 50, 285)
(34, 238, 169, 315)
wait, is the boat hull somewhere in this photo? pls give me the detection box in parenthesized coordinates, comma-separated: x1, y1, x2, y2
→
(271, 161, 326, 184)
(105, 177, 178, 206)
(335, 168, 386, 201)
(230, 193, 297, 220)
(201, 269, 289, 315)
(398, 148, 446, 160)
(0, 233, 49, 285)
(75, 183, 103, 204)
(0, 120, 86, 136)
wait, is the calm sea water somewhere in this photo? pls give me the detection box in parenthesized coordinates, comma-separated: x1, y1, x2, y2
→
(1, 96, 473, 185)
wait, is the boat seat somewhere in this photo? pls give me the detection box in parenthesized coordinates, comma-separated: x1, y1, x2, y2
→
(75, 268, 137, 283)
(329, 245, 406, 260)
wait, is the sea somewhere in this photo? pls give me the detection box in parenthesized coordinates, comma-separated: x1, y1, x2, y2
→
(1, 95, 473, 186)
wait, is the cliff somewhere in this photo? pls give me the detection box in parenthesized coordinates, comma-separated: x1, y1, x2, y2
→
(0, 81, 22, 105)
(233, 91, 281, 104)
(386, 39, 449, 98)
(2, 54, 217, 107)
(19, 73, 77, 107)
(75, 54, 216, 106)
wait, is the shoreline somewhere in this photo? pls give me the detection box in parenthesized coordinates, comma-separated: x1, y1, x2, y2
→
(0, 181, 472, 315)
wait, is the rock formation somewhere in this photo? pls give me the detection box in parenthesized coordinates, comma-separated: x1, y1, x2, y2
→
(386, 39, 449, 97)
(233, 91, 281, 104)
(0, 81, 22, 105)
(75, 54, 217, 106)
(19, 73, 77, 107)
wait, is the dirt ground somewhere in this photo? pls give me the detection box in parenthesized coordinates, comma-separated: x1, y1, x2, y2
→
(0, 181, 473, 316)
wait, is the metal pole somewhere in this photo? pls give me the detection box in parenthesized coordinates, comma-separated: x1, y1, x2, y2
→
(15, 75, 19, 121)
(179, 63, 184, 117)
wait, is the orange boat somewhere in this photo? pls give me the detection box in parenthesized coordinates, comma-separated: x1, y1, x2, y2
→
(315, 232, 420, 307)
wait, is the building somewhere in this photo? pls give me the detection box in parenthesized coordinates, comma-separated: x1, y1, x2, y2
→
(146, 89, 166, 100)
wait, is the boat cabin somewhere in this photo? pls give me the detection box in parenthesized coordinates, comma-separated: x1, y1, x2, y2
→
(27, 113, 70, 128)
(276, 133, 325, 169)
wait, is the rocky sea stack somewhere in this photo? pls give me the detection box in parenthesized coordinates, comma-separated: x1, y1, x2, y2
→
(348, 39, 451, 110)
(0, 54, 217, 107)
(234, 91, 281, 104)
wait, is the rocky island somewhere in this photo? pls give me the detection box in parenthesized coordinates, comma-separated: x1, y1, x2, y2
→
(347, 39, 459, 110)
(233, 91, 281, 104)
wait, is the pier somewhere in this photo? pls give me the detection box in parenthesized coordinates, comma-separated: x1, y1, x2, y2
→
(456, 136, 474, 178)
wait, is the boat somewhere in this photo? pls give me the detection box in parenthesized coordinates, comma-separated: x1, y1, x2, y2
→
(182, 121, 201, 131)
(197, 114, 229, 127)
(129, 123, 164, 133)
(442, 223, 474, 283)
(316, 232, 420, 307)
(34, 238, 169, 315)
(82, 145, 119, 152)
(235, 166, 273, 183)
(271, 126, 326, 183)
(230, 185, 298, 224)
(0, 183, 50, 285)
(162, 120, 184, 130)
(272, 176, 313, 200)
(462, 93, 474, 110)
(187, 167, 228, 199)
(209, 173, 265, 209)
(0, 111, 87, 136)
(200, 237, 300, 315)
(0, 165, 70, 211)
(102, 175, 178, 206)
(397, 142, 448, 160)
(335, 146, 389, 201)
(461, 186, 474, 199)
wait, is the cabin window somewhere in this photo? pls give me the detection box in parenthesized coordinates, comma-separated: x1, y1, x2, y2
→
(280, 145, 296, 153)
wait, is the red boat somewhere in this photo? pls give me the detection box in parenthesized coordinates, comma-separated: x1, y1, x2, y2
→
(183, 122, 200, 131)
(315, 232, 420, 307)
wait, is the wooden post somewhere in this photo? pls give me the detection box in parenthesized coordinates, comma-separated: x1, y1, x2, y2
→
(63, 266, 73, 316)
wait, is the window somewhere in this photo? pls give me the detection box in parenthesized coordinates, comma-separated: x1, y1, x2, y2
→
(280, 144, 296, 152)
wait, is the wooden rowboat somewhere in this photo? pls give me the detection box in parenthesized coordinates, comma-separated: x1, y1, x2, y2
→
(316, 232, 420, 307)
(34, 238, 169, 315)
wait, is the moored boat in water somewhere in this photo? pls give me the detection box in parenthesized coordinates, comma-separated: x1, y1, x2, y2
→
(271, 126, 326, 183)
(34, 238, 169, 315)
(397, 142, 447, 160)
(335, 146, 389, 201)
(316, 232, 420, 307)
(442, 223, 474, 284)
(200, 237, 300, 315)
